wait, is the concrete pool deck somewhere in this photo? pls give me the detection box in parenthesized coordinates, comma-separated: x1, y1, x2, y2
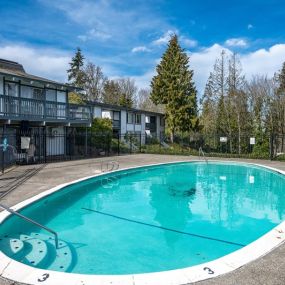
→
(0, 154, 284, 285)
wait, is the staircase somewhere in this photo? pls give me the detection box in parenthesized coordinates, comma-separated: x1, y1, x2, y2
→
(0, 232, 75, 272)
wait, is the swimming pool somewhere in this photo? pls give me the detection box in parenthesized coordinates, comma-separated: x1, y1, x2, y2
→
(0, 161, 285, 284)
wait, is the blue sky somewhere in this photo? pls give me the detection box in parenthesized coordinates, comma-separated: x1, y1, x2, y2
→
(1, 0, 285, 94)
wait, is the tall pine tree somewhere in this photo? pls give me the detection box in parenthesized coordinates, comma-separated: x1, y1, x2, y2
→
(67, 48, 85, 88)
(150, 35, 198, 141)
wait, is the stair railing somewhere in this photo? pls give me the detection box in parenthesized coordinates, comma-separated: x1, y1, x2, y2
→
(198, 147, 208, 163)
(101, 161, 119, 173)
(0, 203, 59, 249)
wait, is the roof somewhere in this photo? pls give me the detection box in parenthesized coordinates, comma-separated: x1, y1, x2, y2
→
(87, 101, 164, 116)
(0, 58, 79, 92)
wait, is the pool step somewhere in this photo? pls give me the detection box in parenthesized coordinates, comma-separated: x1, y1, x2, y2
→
(0, 235, 25, 256)
(30, 232, 74, 272)
(0, 232, 75, 272)
(19, 234, 48, 267)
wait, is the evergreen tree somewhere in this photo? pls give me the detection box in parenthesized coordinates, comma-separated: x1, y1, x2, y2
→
(67, 48, 85, 88)
(150, 34, 198, 141)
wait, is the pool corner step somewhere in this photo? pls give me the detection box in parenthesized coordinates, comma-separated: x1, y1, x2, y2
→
(0, 235, 25, 256)
(30, 232, 74, 272)
(19, 234, 48, 267)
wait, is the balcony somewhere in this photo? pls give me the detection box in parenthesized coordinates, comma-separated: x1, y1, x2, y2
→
(0, 94, 91, 123)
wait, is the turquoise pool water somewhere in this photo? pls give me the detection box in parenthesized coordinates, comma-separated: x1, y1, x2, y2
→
(1, 162, 285, 275)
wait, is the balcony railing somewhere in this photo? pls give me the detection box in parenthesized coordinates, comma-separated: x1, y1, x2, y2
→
(0, 94, 91, 122)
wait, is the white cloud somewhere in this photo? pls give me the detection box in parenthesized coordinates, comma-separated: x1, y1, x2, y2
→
(181, 37, 198, 48)
(78, 28, 111, 42)
(152, 30, 177, 46)
(225, 38, 248, 47)
(0, 45, 70, 83)
(131, 46, 151, 53)
(240, 44, 285, 78)
(248, 24, 254, 30)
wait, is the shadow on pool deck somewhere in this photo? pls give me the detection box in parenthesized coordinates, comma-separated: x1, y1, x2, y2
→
(0, 154, 285, 285)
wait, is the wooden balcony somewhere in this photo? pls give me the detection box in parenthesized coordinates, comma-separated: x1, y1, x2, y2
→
(0, 94, 91, 124)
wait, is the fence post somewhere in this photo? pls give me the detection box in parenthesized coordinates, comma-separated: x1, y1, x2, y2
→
(139, 133, 142, 153)
(85, 126, 88, 157)
(1, 125, 6, 173)
(44, 126, 47, 163)
(117, 133, 120, 156)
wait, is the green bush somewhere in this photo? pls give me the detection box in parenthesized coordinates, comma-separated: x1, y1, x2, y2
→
(90, 118, 113, 152)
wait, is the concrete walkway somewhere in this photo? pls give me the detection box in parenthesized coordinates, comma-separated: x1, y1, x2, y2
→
(0, 154, 284, 285)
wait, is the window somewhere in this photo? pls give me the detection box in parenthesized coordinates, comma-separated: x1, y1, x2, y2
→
(33, 88, 44, 100)
(21, 86, 32, 99)
(102, 110, 112, 119)
(113, 111, 120, 121)
(46, 89, 56, 101)
(0, 76, 4, 94)
(127, 112, 133, 124)
(135, 114, 141, 124)
(57, 91, 66, 103)
(5, 82, 19, 97)
(21, 86, 44, 100)
(145, 115, 150, 123)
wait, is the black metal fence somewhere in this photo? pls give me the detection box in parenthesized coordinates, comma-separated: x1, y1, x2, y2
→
(0, 131, 284, 173)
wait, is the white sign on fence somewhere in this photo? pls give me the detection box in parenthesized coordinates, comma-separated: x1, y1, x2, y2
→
(250, 137, 256, 145)
(220, 137, 228, 143)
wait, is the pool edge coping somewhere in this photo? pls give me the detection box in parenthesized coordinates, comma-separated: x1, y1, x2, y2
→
(0, 160, 284, 285)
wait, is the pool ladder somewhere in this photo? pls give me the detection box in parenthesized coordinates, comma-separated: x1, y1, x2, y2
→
(100, 161, 119, 173)
(100, 161, 120, 189)
(198, 147, 208, 163)
(0, 203, 59, 248)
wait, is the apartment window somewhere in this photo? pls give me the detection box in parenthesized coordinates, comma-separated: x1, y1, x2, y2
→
(113, 111, 120, 121)
(21, 86, 44, 100)
(5, 82, 19, 97)
(21, 86, 32, 99)
(46, 89, 56, 101)
(102, 110, 112, 119)
(33, 88, 44, 100)
(0, 76, 4, 94)
(127, 112, 133, 124)
(57, 91, 66, 103)
(135, 114, 141, 124)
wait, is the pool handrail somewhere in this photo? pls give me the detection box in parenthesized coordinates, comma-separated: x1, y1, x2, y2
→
(101, 161, 119, 172)
(0, 203, 59, 249)
(198, 147, 208, 163)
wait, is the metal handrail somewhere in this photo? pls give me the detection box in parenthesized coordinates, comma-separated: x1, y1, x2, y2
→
(0, 203, 59, 249)
(198, 147, 208, 163)
(101, 161, 119, 173)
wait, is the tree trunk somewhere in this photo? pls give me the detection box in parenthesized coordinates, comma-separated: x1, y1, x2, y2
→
(170, 130, 174, 144)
